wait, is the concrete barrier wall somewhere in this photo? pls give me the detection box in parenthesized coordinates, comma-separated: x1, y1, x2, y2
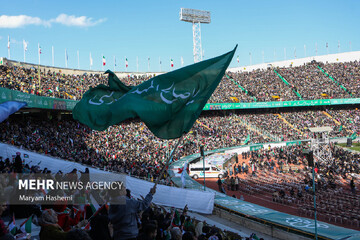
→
(214, 207, 313, 240)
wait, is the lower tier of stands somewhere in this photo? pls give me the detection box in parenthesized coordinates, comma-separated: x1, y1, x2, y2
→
(170, 143, 360, 240)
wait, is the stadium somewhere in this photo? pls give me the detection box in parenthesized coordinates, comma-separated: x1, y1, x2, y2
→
(1, 2, 360, 240)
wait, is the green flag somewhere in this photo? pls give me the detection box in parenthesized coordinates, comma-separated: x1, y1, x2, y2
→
(9, 214, 16, 235)
(339, 125, 343, 132)
(73, 46, 237, 139)
(20, 215, 32, 233)
(244, 134, 251, 144)
(351, 132, 357, 140)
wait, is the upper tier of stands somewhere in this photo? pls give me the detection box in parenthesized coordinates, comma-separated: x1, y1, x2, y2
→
(1, 57, 360, 104)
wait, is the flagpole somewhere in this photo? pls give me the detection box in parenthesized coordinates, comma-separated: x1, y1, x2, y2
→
(8, 36, 10, 59)
(38, 43, 41, 65)
(159, 57, 161, 72)
(154, 135, 184, 187)
(326, 43, 329, 55)
(23, 41, 26, 62)
(65, 49, 67, 68)
(125, 57, 127, 71)
(52, 46, 54, 67)
(148, 57, 150, 72)
(90, 52, 92, 70)
(77, 50, 80, 69)
(136, 56, 139, 72)
(38, 44, 41, 87)
(274, 49, 276, 61)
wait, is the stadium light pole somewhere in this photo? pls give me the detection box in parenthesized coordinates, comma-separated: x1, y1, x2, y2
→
(52, 46, 54, 67)
(308, 127, 332, 240)
(274, 49, 276, 61)
(77, 50, 80, 69)
(136, 56, 139, 72)
(180, 8, 211, 63)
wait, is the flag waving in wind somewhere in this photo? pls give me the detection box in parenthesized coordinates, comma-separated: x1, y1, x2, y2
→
(170, 59, 174, 68)
(20, 215, 32, 233)
(102, 56, 106, 66)
(73, 45, 237, 139)
(9, 213, 16, 235)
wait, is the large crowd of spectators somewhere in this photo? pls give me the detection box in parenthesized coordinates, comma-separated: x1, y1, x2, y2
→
(276, 63, 350, 99)
(0, 65, 152, 101)
(0, 157, 254, 240)
(228, 70, 297, 102)
(1, 59, 360, 238)
(0, 65, 108, 100)
(1, 59, 360, 104)
(280, 109, 355, 138)
(2, 108, 359, 180)
(0, 111, 269, 181)
(223, 143, 359, 228)
(208, 76, 254, 103)
(321, 61, 360, 97)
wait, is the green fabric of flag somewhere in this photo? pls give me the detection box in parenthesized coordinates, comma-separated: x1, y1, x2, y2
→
(339, 125, 343, 132)
(73, 46, 237, 139)
(244, 134, 251, 144)
(9, 214, 16, 235)
(90, 204, 97, 215)
(20, 215, 32, 233)
(351, 132, 357, 140)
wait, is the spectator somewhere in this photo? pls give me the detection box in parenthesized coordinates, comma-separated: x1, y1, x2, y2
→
(39, 209, 68, 240)
(108, 185, 156, 239)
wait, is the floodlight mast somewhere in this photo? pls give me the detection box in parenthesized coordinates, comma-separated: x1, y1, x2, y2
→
(180, 8, 211, 63)
(309, 127, 333, 164)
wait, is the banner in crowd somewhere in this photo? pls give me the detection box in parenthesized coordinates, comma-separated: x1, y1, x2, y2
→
(0, 143, 214, 214)
(2, 86, 360, 112)
(204, 98, 360, 110)
(0, 87, 77, 110)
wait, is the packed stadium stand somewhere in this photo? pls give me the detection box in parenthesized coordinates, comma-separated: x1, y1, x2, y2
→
(0, 54, 360, 239)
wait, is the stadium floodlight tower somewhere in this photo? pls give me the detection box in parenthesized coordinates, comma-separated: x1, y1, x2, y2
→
(180, 8, 211, 63)
(308, 126, 333, 240)
(309, 127, 333, 164)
